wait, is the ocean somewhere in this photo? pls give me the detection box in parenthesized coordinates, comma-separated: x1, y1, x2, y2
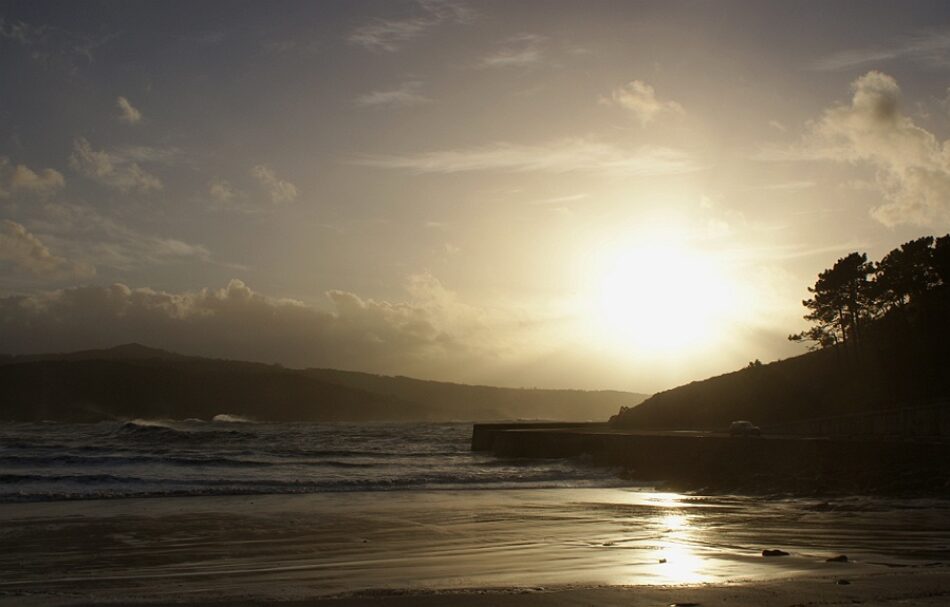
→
(3, 418, 950, 602)
(0, 419, 622, 502)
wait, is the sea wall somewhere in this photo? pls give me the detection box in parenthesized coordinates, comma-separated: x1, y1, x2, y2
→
(472, 424, 950, 494)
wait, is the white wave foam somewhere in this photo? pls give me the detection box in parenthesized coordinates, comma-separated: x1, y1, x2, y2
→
(212, 414, 253, 423)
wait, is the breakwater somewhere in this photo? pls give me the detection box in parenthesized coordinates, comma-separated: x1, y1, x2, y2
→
(472, 423, 950, 494)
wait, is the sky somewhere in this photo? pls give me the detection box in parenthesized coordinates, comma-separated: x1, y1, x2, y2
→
(2, 0, 950, 393)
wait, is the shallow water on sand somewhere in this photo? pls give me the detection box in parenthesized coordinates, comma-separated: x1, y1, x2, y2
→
(1, 488, 949, 603)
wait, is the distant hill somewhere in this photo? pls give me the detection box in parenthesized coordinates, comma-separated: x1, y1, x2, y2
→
(0, 345, 645, 423)
(1, 343, 186, 363)
(305, 367, 645, 421)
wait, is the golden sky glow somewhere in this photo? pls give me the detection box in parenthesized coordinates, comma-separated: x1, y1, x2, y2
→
(2, 2, 950, 392)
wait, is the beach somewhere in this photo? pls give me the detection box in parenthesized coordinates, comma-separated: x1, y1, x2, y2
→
(2, 487, 949, 605)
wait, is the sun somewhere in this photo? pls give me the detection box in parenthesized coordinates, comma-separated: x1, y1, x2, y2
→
(587, 238, 740, 355)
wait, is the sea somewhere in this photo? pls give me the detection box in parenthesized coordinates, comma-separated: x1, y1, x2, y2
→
(4, 418, 950, 602)
(0, 418, 623, 502)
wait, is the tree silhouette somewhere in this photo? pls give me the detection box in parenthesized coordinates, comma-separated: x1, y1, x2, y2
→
(791, 235, 950, 351)
(790, 252, 874, 349)
(874, 236, 939, 313)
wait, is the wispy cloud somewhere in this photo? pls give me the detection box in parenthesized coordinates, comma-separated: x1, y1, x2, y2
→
(207, 177, 267, 215)
(348, 0, 473, 52)
(251, 165, 298, 204)
(528, 193, 589, 206)
(757, 180, 817, 191)
(116, 96, 142, 124)
(209, 178, 238, 205)
(34, 202, 213, 271)
(477, 34, 545, 68)
(355, 81, 431, 108)
(0, 157, 64, 198)
(812, 30, 950, 71)
(602, 80, 684, 126)
(354, 138, 701, 177)
(69, 137, 163, 193)
(0, 219, 94, 279)
(0, 17, 114, 71)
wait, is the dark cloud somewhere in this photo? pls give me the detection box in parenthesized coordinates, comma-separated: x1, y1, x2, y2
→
(0, 277, 494, 376)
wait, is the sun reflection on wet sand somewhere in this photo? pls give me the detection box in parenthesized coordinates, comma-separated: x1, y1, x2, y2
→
(653, 511, 708, 583)
(605, 491, 716, 584)
(652, 541, 707, 584)
(3, 488, 948, 600)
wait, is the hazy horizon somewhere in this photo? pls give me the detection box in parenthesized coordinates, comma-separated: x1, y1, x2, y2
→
(3, 1, 950, 392)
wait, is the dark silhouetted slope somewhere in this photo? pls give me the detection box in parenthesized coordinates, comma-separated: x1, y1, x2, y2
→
(0, 345, 644, 422)
(0, 357, 423, 422)
(305, 367, 645, 421)
(612, 290, 950, 431)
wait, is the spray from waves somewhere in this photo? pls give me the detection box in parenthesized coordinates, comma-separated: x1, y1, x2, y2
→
(212, 414, 254, 423)
(123, 418, 179, 429)
(115, 419, 255, 440)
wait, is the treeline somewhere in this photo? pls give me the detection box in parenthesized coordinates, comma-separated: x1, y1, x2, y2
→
(790, 235, 950, 352)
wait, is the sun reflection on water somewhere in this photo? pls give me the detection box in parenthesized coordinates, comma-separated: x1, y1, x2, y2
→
(662, 513, 687, 531)
(612, 492, 714, 585)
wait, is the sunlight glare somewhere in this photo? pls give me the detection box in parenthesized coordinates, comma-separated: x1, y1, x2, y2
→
(588, 235, 740, 355)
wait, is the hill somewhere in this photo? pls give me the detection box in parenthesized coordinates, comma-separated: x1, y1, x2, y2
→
(0, 345, 645, 422)
(612, 237, 950, 431)
(611, 334, 950, 431)
(306, 367, 644, 421)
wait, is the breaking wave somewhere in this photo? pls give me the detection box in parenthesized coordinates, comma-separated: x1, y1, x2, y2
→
(0, 421, 620, 502)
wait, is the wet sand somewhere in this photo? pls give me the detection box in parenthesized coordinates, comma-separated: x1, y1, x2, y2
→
(1, 488, 948, 605)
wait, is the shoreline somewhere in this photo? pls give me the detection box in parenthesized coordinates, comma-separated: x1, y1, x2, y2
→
(5, 570, 950, 606)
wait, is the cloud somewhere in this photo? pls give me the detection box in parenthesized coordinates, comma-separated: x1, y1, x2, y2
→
(355, 138, 700, 177)
(0, 158, 65, 197)
(603, 80, 684, 126)
(0, 17, 114, 71)
(761, 71, 950, 226)
(0, 18, 45, 45)
(757, 180, 817, 191)
(209, 178, 238, 204)
(812, 30, 950, 71)
(355, 81, 431, 108)
(250, 165, 298, 204)
(116, 96, 142, 124)
(0, 219, 94, 279)
(528, 192, 589, 206)
(33, 202, 212, 271)
(348, 0, 473, 52)
(477, 34, 545, 69)
(768, 120, 787, 133)
(69, 137, 162, 193)
(0, 275, 499, 376)
(11, 165, 65, 194)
